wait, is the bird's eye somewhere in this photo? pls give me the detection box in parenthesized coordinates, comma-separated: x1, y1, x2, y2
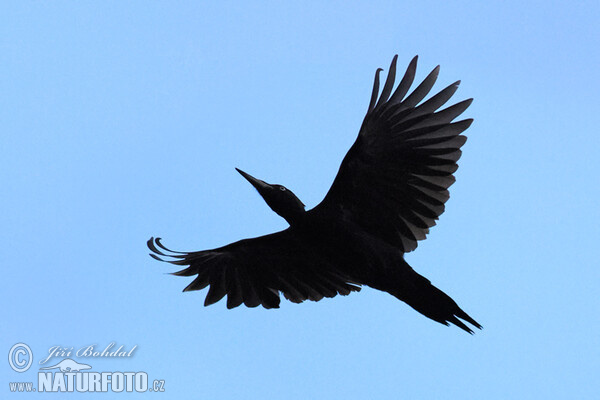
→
(279, 187, 287, 191)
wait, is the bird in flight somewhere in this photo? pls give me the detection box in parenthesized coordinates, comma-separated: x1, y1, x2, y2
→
(148, 55, 482, 333)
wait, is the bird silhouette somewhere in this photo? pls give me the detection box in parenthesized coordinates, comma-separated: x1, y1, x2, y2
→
(148, 55, 482, 333)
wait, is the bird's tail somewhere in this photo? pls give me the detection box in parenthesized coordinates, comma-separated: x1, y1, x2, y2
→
(385, 263, 482, 334)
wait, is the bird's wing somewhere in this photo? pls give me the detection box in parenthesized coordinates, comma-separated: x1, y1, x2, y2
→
(314, 55, 473, 252)
(147, 234, 361, 309)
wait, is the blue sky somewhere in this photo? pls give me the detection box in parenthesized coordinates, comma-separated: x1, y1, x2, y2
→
(2, 1, 599, 398)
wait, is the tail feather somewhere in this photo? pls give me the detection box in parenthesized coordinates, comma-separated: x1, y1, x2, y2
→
(386, 265, 482, 334)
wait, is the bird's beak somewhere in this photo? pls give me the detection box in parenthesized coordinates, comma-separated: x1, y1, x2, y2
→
(236, 168, 271, 191)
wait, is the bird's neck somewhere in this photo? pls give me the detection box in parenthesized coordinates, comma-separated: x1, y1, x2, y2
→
(280, 208, 307, 226)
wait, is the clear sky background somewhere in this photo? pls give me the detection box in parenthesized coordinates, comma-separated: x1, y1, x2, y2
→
(2, 1, 599, 399)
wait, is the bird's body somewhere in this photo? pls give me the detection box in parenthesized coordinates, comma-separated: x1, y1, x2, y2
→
(148, 55, 482, 333)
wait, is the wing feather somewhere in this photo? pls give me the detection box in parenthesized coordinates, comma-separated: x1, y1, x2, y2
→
(315, 56, 473, 252)
(147, 234, 361, 309)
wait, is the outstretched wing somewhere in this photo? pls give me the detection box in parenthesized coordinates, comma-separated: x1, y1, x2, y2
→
(147, 233, 361, 309)
(314, 55, 473, 253)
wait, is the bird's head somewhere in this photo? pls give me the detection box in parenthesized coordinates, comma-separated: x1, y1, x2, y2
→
(236, 168, 305, 225)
